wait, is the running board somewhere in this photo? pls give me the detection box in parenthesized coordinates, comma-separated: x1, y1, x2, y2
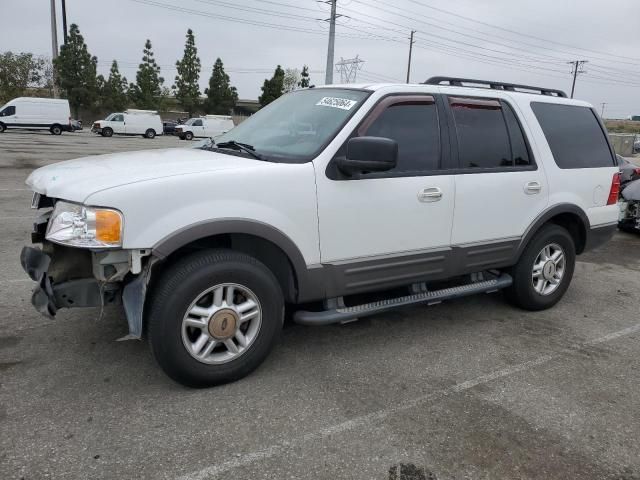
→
(293, 274, 513, 326)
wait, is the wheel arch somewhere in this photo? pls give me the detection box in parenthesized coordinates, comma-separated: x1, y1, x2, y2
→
(517, 204, 590, 259)
(151, 220, 319, 303)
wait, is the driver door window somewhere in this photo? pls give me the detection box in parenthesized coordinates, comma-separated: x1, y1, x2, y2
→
(359, 99, 441, 173)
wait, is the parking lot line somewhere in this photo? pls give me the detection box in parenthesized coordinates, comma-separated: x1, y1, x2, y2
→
(0, 215, 32, 220)
(177, 321, 640, 480)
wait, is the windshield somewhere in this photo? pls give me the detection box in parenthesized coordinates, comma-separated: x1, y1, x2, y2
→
(184, 118, 198, 126)
(105, 113, 120, 121)
(214, 88, 370, 162)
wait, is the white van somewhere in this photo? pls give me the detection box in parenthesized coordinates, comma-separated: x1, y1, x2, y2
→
(92, 109, 163, 139)
(0, 97, 72, 135)
(175, 115, 234, 140)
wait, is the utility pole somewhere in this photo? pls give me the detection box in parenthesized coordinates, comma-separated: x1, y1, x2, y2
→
(324, 0, 337, 85)
(568, 60, 588, 99)
(50, 0, 59, 98)
(406, 30, 416, 83)
(61, 0, 69, 44)
(600, 102, 607, 118)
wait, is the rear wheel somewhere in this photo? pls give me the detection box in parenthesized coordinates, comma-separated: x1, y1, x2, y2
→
(102, 127, 113, 137)
(147, 249, 284, 387)
(505, 224, 576, 311)
(50, 124, 62, 135)
(184, 131, 194, 141)
(145, 129, 156, 139)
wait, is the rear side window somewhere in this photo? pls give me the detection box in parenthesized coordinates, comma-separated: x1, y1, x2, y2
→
(0, 105, 16, 116)
(449, 97, 530, 169)
(363, 101, 440, 172)
(531, 102, 614, 168)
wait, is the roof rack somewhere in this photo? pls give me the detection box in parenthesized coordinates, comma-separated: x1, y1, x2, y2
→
(424, 76, 567, 98)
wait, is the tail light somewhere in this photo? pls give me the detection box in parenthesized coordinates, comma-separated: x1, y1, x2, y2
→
(607, 172, 621, 205)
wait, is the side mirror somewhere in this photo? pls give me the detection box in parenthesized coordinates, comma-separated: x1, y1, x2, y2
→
(336, 136, 398, 175)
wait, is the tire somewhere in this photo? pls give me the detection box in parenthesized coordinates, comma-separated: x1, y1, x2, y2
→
(147, 249, 284, 387)
(184, 131, 194, 141)
(102, 127, 113, 138)
(145, 129, 156, 139)
(50, 124, 62, 135)
(504, 224, 576, 311)
(0, 123, 5, 133)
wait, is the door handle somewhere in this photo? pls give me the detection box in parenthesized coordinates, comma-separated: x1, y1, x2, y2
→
(524, 181, 542, 195)
(418, 187, 443, 202)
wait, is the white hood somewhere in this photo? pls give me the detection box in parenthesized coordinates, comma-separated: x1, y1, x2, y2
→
(26, 148, 262, 202)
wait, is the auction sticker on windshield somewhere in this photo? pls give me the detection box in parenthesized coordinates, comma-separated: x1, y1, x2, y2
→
(316, 97, 358, 110)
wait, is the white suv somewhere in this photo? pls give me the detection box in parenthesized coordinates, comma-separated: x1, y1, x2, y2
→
(20, 77, 620, 387)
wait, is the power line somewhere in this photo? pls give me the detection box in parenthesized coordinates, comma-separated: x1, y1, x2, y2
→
(336, 55, 364, 83)
(403, 0, 640, 65)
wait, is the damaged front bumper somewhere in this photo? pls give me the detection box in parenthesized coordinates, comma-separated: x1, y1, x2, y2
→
(20, 246, 120, 317)
(20, 241, 152, 339)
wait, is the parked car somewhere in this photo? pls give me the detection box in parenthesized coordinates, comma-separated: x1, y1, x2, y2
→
(20, 77, 619, 387)
(634, 137, 640, 153)
(91, 109, 163, 138)
(163, 120, 178, 135)
(70, 119, 83, 131)
(619, 179, 640, 233)
(0, 97, 72, 135)
(617, 154, 640, 183)
(175, 115, 234, 140)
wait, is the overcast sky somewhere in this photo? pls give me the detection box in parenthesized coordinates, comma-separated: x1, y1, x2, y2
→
(3, 0, 640, 118)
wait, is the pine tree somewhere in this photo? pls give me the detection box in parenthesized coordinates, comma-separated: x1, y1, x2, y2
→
(129, 39, 164, 110)
(298, 65, 311, 88)
(101, 60, 129, 111)
(283, 68, 300, 93)
(203, 58, 238, 115)
(173, 29, 201, 116)
(53, 24, 99, 117)
(258, 65, 285, 107)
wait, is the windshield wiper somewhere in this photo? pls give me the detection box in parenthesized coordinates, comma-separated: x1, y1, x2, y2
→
(215, 140, 264, 160)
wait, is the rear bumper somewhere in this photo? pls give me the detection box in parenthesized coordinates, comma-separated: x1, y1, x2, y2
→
(20, 246, 120, 317)
(584, 223, 617, 252)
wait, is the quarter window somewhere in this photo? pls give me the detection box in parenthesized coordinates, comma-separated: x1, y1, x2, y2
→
(362, 101, 440, 172)
(531, 102, 615, 169)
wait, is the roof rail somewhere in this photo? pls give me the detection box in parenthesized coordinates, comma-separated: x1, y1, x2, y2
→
(424, 76, 567, 98)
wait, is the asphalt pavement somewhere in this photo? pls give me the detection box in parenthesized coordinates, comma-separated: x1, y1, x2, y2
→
(1, 130, 640, 480)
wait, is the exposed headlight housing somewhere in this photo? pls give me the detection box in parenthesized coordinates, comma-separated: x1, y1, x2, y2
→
(46, 201, 123, 248)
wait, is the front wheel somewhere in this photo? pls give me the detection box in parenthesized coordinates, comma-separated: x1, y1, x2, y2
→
(0, 123, 5, 133)
(147, 249, 284, 387)
(145, 129, 156, 139)
(102, 127, 113, 137)
(505, 224, 576, 311)
(184, 131, 194, 141)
